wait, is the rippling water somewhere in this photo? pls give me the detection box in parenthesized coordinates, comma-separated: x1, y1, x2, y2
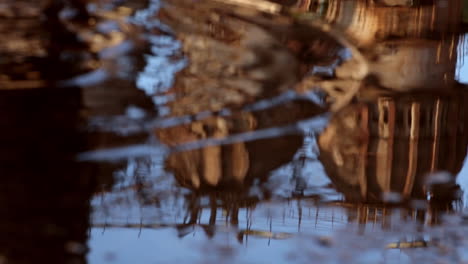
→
(2, 0, 468, 263)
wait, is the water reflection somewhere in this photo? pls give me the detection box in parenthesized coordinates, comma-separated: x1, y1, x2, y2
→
(2, 0, 468, 263)
(93, 0, 468, 253)
(158, 99, 322, 190)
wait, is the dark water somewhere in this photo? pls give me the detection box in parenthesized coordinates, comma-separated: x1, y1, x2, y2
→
(2, 0, 468, 263)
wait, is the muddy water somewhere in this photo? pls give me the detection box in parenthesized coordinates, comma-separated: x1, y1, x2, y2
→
(1, 0, 468, 263)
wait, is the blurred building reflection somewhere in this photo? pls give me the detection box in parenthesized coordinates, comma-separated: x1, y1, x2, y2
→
(157, 99, 322, 191)
(126, 0, 468, 238)
(318, 90, 468, 204)
(155, 0, 332, 191)
(293, 0, 467, 106)
(311, 0, 463, 45)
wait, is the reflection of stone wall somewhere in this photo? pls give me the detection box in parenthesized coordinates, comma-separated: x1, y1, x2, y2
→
(318, 90, 468, 203)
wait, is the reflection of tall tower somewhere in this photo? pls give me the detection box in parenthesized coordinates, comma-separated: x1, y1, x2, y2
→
(318, 90, 468, 203)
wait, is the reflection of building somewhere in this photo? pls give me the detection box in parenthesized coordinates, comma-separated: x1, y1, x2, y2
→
(157, 99, 322, 191)
(158, 0, 300, 116)
(297, 0, 465, 92)
(318, 90, 468, 203)
(0, 88, 95, 264)
(158, 0, 333, 189)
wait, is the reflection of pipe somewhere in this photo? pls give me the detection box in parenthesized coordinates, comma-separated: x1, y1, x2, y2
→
(387, 240, 428, 249)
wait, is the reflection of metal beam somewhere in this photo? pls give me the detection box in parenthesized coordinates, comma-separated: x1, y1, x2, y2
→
(430, 99, 441, 172)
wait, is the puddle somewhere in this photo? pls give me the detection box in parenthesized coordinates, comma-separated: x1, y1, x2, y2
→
(1, 0, 468, 263)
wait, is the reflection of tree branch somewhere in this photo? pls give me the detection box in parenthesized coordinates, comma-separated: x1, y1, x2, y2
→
(238, 229, 293, 240)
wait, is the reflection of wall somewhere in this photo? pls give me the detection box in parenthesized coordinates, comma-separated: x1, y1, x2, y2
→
(318, 90, 468, 203)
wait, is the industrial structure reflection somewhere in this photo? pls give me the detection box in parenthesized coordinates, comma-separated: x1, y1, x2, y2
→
(1, 0, 459, 256)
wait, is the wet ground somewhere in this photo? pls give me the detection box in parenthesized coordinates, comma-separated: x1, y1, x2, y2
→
(2, 0, 468, 263)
